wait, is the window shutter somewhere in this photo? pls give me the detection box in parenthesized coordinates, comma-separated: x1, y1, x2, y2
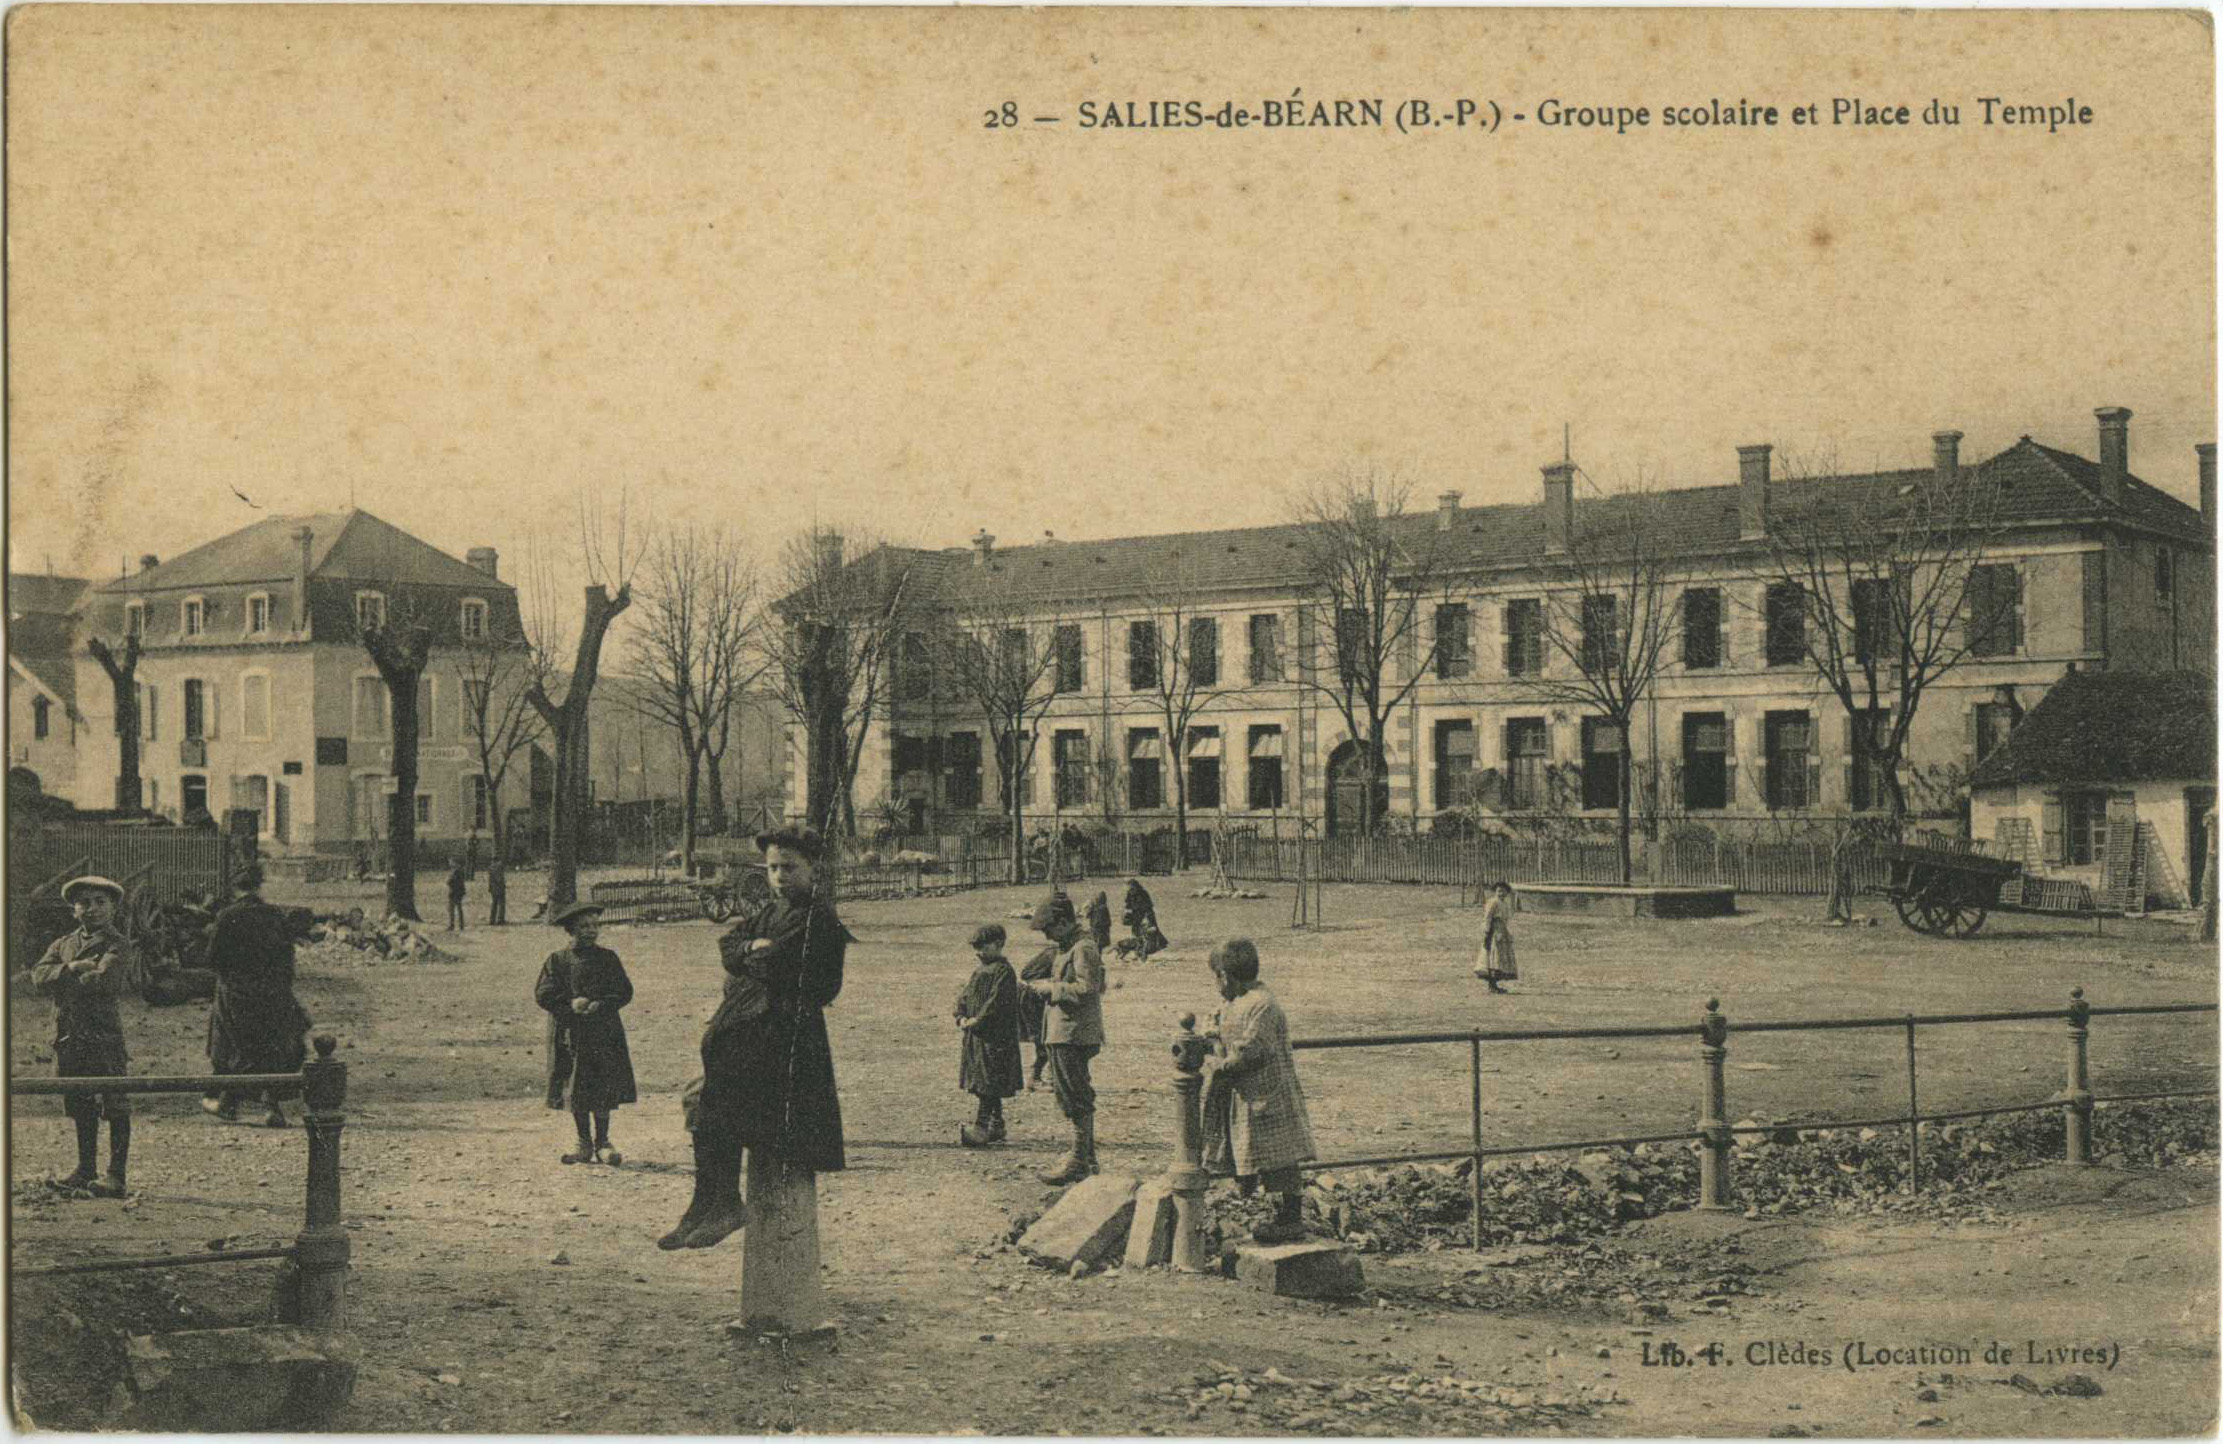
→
(1500, 606, 1514, 676)
(2041, 794, 2066, 864)
(1717, 603, 1731, 670)
(1964, 705, 1978, 770)
(1806, 753, 1822, 811)
(1722, 714, 1738, 805)
(206, 685, 220, 740)
(2008, 566, 2025, 653)
(2081, 551, 2107, 654)
(145, 684, 158, 742)
(1840, 711, 1856, 802)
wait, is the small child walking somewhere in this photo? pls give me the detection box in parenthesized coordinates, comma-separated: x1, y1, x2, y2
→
(954, 923, 1023, 1146)
(1475, 880, 1519, 993)
(1201, 938, 1317, 1244)
(534, 902, 638, 1164)
(446, 862, 468, 933)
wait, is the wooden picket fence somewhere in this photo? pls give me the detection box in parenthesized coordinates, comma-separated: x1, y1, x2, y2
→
(1217, 831, 1892, 896)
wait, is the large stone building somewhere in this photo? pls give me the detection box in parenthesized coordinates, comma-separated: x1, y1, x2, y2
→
(790, 410, 2216, 839)
(67, 509, 530, 856)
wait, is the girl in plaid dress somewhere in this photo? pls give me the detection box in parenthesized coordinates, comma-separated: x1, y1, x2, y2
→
(1475, 881, 1518, 993)
(1201, 938, 1317, 1244)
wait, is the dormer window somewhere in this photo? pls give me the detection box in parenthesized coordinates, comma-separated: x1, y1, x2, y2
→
(460, 597, 488, 642)
(356, 592, 387, 633)
(247, 593, 271, 635)
(124, 602, 145, 639)
(182, 597, 206, 637)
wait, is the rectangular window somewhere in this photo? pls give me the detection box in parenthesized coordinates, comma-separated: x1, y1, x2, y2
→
(1128, 621, 1159, 691)
(1505, 717, 1549, 809)
(1504, 599, 1544, 677)
(416, 677, 436, 740)
(2157, 546, 2176, 602)
(1581, 717, 1624, 811)
(415, 792, 434, 827)
(241, 674, 272, 742)
(1335, 607, 1368, 688)
(2066, 791, 2109, 866)
(1248, 614, 1283, 683)
(1187, 617, 1219, 688)
(183, 679, 207, 740)
(353, 676, 388, 738)
(1246, 726, 1285, 810)
(1682, 589, 1722, 669)
(248, 595, 270, 635)
(33, 695, 50, 740)
(1851, 577, 1895, 665)
(1764, 710, 1814, 810)
(1580, 595, 1620, 675)
(1053, 625, 1084, 693)
(1966, 564, 2022, 658)
(1433, 720, 1477, 809)
(460, 599, 488, 641)
(473, 775, 492, 830)
(1433, 604, 1472, 679)
(183, 599, 205, 637)
(2081, 551, 2108, 653)
(356, 593, 386, 633)
(892, 734, 928, 776)
(945, 732, 981, 810)
(1053, 730, 1090, 809)
(1185, 727, 1223, 810)
(1850, 708, 1889, 813)
(461, 678, 490, 733)
(998, 628, 1030, 686)
(1681, 713, 1729, 810)
(125, 603, 145, 639)
(1765, 583, 1807, 666)
(1974, 701, 2016, 764)
(995, 731, 1034, 808)
(1128, 729, 1163, 810)
(902, 632, 930, 701)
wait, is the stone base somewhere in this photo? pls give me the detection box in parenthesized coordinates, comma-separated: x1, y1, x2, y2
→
(741, 1152, 824, 1333)
(1513, 884, 1736, 919)
(1018, 1174, 1140, 1270)
(1232, 1241, 1366, 1299)
(105, 1326, 356, 1431)
(1123, 1179, 1178, 1268)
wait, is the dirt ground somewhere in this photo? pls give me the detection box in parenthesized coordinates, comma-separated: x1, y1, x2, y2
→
(9, 879, 2217, 1435)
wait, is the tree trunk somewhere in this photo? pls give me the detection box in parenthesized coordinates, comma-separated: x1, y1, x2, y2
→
(529, 583, 633, 912)
(1617, 732, 1635, 886)
(380, 663, 424, 922)
(681, 744, 703, 875)
(704, 741, 730, 838)
(89, 637, 143, 812)
(1172, 724, 1190, 871)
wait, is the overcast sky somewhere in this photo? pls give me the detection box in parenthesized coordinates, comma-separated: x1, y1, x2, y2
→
(10, 8, 2213, 614)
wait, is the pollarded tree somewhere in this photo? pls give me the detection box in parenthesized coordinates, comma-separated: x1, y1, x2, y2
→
(86, 633, 144, 811)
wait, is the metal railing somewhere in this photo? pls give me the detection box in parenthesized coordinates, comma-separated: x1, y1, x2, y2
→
(10, 1036, 352, 1331)
(1268, 989, 2216, 1250)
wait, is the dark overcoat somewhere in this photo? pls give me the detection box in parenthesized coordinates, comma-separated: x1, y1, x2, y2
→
(534, 944, 639, 1111)
(205, 897, 311, 1081)
(955, 957, 1024, 1098)
(1016, 944, 1056, 1044)
(692, 890, 851, 1171)
(1085, 893, 1114, 952)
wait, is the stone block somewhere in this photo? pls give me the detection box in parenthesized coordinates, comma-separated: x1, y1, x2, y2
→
(1232, 1241, 1365, 1299)
(1123, 1178, 1177, 1269)
(1018, 1174, 1139, 1270)
(105, 1326, 356, 1432)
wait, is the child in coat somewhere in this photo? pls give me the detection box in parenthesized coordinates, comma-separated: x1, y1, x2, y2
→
(1475, 881, 1518, 992)
(1117, 879, 1169, 960)
(534, 902, 638, 1164)
(446, 862, 468, 932)
(1201, 938, 1318, 1244)
(954, 923, 1024, 1145)
(1085, 891, 1114, 953)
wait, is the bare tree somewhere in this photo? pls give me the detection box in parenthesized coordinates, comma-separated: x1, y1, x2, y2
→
(934, 599, 1071, 883)
(1287, 468, 1456, 834)
(1758, 443, 2012, 827)
(628, 525, 766, 873)
(1523, 479, 1679, 884)
(527, 494, 644, 911)
(87, 633, 143, 811)
(1121, 570, 1237, 864)
(359, 599, 435, 922)
(458, 615, 546, 871)
(768, 527, 914, 843)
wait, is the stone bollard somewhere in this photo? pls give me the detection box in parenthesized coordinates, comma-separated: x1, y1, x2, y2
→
(2064, 987, 2093, 1166)
(739, 1151, 829, 1337)
(1168, 1012, 1212, 1271)
(1696, 999, 1732, 1211)
(295, 1035, 350, 1333)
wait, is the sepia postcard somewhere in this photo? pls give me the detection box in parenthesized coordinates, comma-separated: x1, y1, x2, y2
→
(5, 5, 2218, 1437)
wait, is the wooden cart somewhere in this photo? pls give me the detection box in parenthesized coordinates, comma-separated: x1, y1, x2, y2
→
(1869, 833, 2116, 938)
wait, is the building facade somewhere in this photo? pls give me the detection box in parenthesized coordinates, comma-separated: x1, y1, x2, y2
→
(8, 572, 91, 801)
(791, 410, 2216, 839)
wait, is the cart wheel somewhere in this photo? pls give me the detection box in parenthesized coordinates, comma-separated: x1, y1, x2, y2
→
(1892, 894, 1930, 934)
(1956, 904, 1988, 938)
(737, 870, 773, 908)
(703, 892, 734, 924)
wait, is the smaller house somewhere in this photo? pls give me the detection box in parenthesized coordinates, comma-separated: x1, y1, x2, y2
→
(1968, 670, 2216, 911)
(7, 572, 91, 802)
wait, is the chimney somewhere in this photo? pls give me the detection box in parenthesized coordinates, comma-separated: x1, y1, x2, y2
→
(1737, 444, 1771, 541)
(2095, 406, 2132, 505)
(1541, 463, 1575, 555)
(1436, 490, 1463, 531)
(466, 546, 499, 578)
(1932, 430, 1962, 487)
(815, 531, 845, 573)
(971, 529, 994, 567)
(138, 553, 160, 573)
(293, 526, 314, 636)
(2197, 443, 2215, 536)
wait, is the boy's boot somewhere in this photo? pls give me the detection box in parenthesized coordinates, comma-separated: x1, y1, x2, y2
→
(90, 1120, 131, 1199)
(1253, 1191, 1306, 1245)
(682, 1143, 748, 1249)
(1039, 1116, 1095, 1185)
(264, 1094, 290, 1128)
(563, 1114, 596, 1165)
(961, 1096, 996, 1147)
(657, 1140, 716, 1250)
(594, 1113, 621, 1167)
(59, 1115, 100, 1190)
(986, 1098, 1007, 1144)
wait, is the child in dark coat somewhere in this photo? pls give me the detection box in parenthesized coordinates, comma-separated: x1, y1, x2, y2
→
(534, 903, 638, 1165)
(1118, 878, 1169, 960)
(1086, 891, 1114, 952)
(954, 923, 1024, 1146)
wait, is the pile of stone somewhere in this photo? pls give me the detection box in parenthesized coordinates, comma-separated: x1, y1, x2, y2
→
(1158, 1360, 1606, 1433)
(1189, 886, 1269, 900)
(299, 910, 458, 967)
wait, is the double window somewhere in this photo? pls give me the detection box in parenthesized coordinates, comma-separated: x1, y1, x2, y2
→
(1764, 711, 1814, 810)
(1581, 717, 1623, 811)
(1246, 726, 1285, 810)
(1966, 564, 2022, 658)
(1053, 730, 1090, 808)
(247, 594, 271, 635)
(2064, 791, 2109, 867)
(1764, 583, 1807, 666)
(1186, 727, 1223, 810)
(1505, 718, 1549, 809)
(1434, 604, 1472, 679)
(1682, 589, 1722, 670)
(1504, 600, 1544, 677)
(1248, 614, 1283, 683)
(1433, 720, 1477, 809)
(182, 598, 206, 638)
(944, 732, 981, 810)
(1849, 708, 1889, 813)
(1579, 596, 1620, 675)
(1127, 729, 1163, 810)
(1128, 621, 1159, 691)
(1187, 618, 1220, 688)
(1053, 625, 1084, 693)
(460, 598, 488, 641)
(1681, 713, 1729, 810)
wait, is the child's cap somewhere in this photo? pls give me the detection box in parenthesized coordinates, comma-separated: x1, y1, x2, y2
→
(970, 922, 1007, 949)
(1208, 937, 1261, 982)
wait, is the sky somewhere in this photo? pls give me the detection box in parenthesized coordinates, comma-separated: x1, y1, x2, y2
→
(8, 8, 2214, 622)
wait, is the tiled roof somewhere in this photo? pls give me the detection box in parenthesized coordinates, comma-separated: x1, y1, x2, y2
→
(8, 573, 89, 619)
(92, 510, 508, 594)
(827, 437, 2209, 612)
(10, 646, 77, 713)
(1968, 670, 2216, 789)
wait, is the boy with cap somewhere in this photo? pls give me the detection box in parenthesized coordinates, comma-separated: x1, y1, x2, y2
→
(26, 877, 138, 1196)
(535, 902, 638, 1164)
(1024, 892, 1106, 1184)
(953, 922, 1023, 1146)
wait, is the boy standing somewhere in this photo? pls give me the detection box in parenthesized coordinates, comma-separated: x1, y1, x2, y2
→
(27, 877, 137, 1196)
(1201, 938, 1317, 1244)
(446, 861, 468, 932)
(1024, 894, 1105, 1184)
(535, 903, 638, 1164)
(954, 923, 1023, 1146)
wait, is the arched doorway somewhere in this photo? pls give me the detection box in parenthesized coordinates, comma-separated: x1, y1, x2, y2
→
(1325, 740, 1387, 838)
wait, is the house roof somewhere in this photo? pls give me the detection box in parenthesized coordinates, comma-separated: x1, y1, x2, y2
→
(91, 510, 508, 595)
(1968, 670, 2217, 790)
(10, 649, 77, 714)
(6, 575, 86, 712)
(8, 573, 89, 620)
(804, 435, 2210, 613)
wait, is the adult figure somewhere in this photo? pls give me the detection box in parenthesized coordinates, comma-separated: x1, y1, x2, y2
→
(661, 825, 851, 1251)
(202, 865, 311, 1128)
(1024, 892, 1105, 1184)
(26, 877, 137, 1196)
(487, 853, 509, 926)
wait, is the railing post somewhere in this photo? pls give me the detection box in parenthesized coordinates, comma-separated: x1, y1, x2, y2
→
(1168, 1014, 1212, 1271)
(1696, 999, 1732, 1210)
(1904, 1015, 1921, 1191)
(1469, 1035, 1485, 1251)
(295, 1035, 350, 1332)
(2064, 987, 2093, 1165)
